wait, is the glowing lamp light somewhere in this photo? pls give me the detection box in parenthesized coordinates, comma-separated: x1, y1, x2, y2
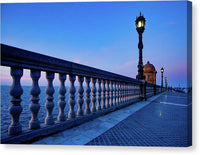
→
(135, 12, 145, 33)
(137, 20, 144, 28)
(161, 67, 164, 73)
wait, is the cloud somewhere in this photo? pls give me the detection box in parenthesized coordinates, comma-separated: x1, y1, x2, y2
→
(112, 59, 138, 78)
(116, 60, 137, 70)
(123, 60, 137, 67)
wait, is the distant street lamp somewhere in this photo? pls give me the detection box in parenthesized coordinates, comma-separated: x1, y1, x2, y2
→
(136, 12, 146, 80)
(161, 67, 164, 89)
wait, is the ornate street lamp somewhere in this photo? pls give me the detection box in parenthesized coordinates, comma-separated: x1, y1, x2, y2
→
(136, 12, 146, 80)
(161, 67, 164, 89)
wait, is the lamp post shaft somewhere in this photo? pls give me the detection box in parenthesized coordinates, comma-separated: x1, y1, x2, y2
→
(136, 31, 145, 80)
(161, 73, 163, 88)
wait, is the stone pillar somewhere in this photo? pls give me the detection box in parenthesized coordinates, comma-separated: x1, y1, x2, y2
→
(105, 80, 110, 108)
(84, 77, 91, 115)
(116, 82, 120, 105)
(8, 67, 23, 135)
(119, 83, 121, 104)
(109, 80, 113, 107)
(101, 79, 106, 110)
(130, 84, 132, 100)
(113, 81, 116, 106)
(77, 76, 84, 116)
(121, 83, 124, 104)
(45, 72, 55, 125)
(68, 75, 76, 119)
(29, 70, 41, 129)
(57, 73, 67, 121)
(91, 78, 97, 113)
(96, 79, 102, 111)
(127, 84, 129, 101)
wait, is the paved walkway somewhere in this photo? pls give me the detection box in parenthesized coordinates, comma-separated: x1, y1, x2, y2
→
(86, 91, 192, 146)
(32, 91, 192, 146)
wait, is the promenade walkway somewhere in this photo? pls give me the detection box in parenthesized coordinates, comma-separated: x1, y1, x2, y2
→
(33, 91, 192, 146)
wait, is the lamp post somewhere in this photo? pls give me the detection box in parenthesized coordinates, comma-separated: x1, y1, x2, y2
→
(161, 67, 164, 90)
(135, 12, 146, 80)
(165, 77, 167, 89)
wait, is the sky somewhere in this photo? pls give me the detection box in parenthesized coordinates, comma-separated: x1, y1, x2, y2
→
(0, 1, 191, 87)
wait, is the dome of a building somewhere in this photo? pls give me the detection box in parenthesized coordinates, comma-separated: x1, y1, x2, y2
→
(143, 61, 156, 73)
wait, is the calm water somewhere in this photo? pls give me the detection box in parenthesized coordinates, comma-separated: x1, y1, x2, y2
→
(1, 85, 84, 135)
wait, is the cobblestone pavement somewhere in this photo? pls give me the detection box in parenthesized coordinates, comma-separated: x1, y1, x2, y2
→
(86, 91, 192, 147)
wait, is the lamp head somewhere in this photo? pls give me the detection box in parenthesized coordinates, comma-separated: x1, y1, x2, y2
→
(135, 12, 146, 33)
(161, 67, 164, 73)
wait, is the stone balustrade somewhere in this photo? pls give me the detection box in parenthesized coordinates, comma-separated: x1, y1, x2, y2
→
(1, 44, 164, 144)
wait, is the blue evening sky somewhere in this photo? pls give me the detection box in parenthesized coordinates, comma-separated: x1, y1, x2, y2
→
(1, 1, 190, 87)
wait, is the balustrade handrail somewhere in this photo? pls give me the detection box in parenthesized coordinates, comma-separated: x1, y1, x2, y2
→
(0, 43, 165, 144)
(1, 44, 141, 84)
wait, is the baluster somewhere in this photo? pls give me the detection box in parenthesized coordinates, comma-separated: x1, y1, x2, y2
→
(77, 76, 84, 116)
(57, 73, 67, 121)
(130, 84, 132, 100)
(118, 82, 120, 105)
(113, 81, 116, 106)
(130, 84, 132, 99)
(124, 83, 126, 103)
(132, 85, 134, 99)
(68, 75, 76, 119)
(128, 84, 130, 100)
(29, 70, 41, 129)
(96, 79, 101, 111)
(124, 83, 125, 103)
(106, 80, 110, 108)
(91, 78, 97, 113)
(120, 83, 124, 104)
(101, 79, 106, 109)
(127, 84, 129, 101)
(84, 77, 91, 115)
(116, 82, 119, 106)
(8, 67, 23, 135)
(119, 83, 122, 104)
(109, 81, 113, 107)
(45, 72, 55, 125)
(131, 84, 133, 99)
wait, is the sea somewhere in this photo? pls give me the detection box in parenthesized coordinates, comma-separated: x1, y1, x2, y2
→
(1, 85, 85, 135)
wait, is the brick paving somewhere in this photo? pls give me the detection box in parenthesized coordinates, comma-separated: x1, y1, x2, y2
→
(86, 91, 192, 146)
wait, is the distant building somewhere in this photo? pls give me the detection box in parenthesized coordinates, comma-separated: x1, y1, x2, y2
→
(143, 61, 157, 84)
